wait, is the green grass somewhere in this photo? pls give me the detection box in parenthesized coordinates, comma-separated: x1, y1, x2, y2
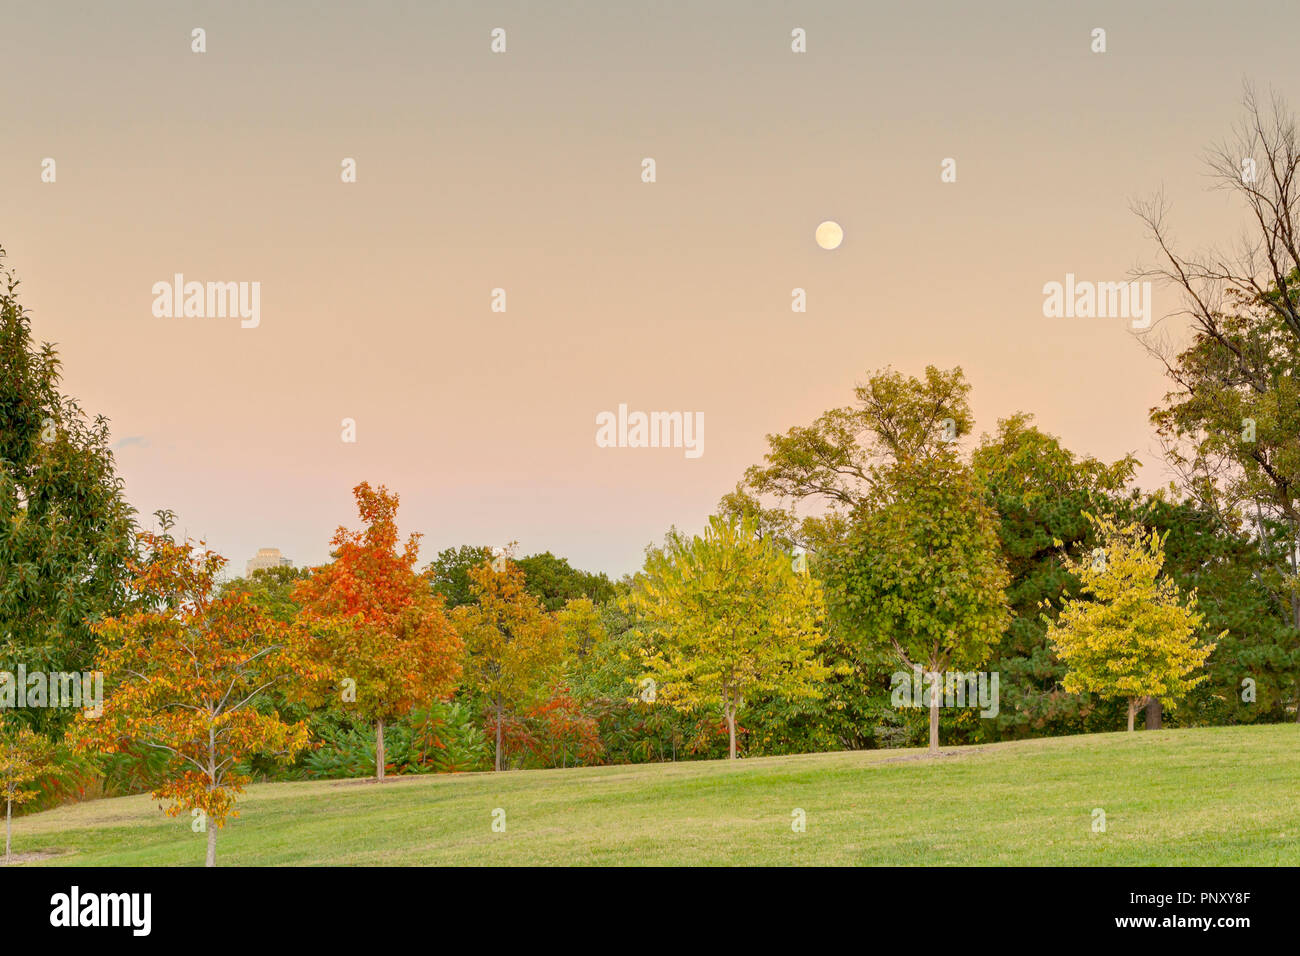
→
(10, 724, 1299, 866)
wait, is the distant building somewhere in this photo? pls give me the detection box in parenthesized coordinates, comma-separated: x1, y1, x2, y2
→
(246, 548, 293, 577)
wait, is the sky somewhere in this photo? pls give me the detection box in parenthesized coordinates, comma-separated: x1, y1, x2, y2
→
(4, 0, 1299, 577)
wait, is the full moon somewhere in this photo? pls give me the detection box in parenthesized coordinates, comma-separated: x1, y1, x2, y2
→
(815, 220, 843, 250)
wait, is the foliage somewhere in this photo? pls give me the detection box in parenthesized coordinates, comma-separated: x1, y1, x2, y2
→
(429, 544, 614, 612)
(971, 414, 1137, 739)
(515, 551, 615, 611)
(451, 557, 564, 770)
(426, 544, 495, 608)
(295, 482, 462, 779)
(625, 515, 829, 759)
(0, 247, 137, 735)
(70, 527, 321, 863)
(1044, 513, 1219, 729)
(301, 701, 490, 778)
(220, 565, 309, 623)
(825, 453, 1010, 751)
(0, 713, 56, 857)
(739, 365, 974, 553)
(1143, 495, 1300, 724)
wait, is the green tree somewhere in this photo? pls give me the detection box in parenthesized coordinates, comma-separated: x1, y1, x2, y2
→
(515, 551, 615, 611)
(972, 414, 1137, 739)
(0, 247, 137, 734)
(426, 544, 495, 608)
(723, 366, 982, 752)
(1144, 496, 1300, 725)
(625, 515, 829, 760)
(1045, 514, 1219, 731)
(219, 565, 308, 623)
(738, 365, 974, 553)
(826, 454, 1011, 755)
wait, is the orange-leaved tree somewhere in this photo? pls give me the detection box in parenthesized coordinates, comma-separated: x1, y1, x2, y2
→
(73, 519, 326, 866)
(294, 482, 462, 781)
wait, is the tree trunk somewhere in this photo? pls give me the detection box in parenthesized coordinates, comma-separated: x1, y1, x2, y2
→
(375, 718, 386, 781)
(726, 705, 736, 760)
(1144, 697, 1162, 730)
(5, 794, 11, 861)
(494, 704, 503, 772)
(206, 725, 218, 866)
(1126, 698, 1139, 731)
(928, 673, 940, 755)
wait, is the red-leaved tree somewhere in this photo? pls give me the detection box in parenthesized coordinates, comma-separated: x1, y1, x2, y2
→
(295, 483, 462, 781)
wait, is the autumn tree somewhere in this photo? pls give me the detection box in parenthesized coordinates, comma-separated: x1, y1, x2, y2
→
(1045, 514, 1219, 731)
(0, 246, 137, 735)
(295, 483, 462, 781)
(0, 714, 55, 861)
(73, 523, 321, 866)
(826, 454, 1011, 755)
(451, 556, 564, 771)
(626, 515, 829, 760)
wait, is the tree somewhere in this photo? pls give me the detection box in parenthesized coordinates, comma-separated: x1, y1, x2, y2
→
(1137, 86, 1300, 352)
(452, 557, 565, 770)
(514, 552, 615, 611)
(1144, 496, 1300, 726)
(736, 365, 974, 553)
(0, 246, 137, 734)
(1045, 514, 1219, 731)
(220, 565, 309, 623)
(295, 483, 462, 781)
(972, 414, 1138, 739)
(426, 544, 495, 608)
(826, 454, 1011, 755)
(723, 366, 982, 752)
(429, 545, 615, 612)
(0, 714, 55, 861)
(1136, 88, 1300, 716)
(625, 515, 829, 760)
(72, 524, 321, 866)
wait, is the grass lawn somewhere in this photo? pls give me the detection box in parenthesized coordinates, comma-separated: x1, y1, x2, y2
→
(10, 724, 1299, 866)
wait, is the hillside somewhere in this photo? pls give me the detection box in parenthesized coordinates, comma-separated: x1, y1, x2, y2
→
(11, 725, 1299, 866)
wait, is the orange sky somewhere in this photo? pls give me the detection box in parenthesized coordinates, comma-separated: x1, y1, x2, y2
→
(3, 0, 1296, 576)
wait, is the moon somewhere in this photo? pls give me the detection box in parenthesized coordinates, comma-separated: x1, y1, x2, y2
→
(815, 220, 843, 250)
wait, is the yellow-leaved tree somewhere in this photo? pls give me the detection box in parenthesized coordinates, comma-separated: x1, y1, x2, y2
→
(1045, 513, 1220, 731)
(626, 515, 829, 760)
(0, 715, 56, 861)
(452, 555, 564, 771)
